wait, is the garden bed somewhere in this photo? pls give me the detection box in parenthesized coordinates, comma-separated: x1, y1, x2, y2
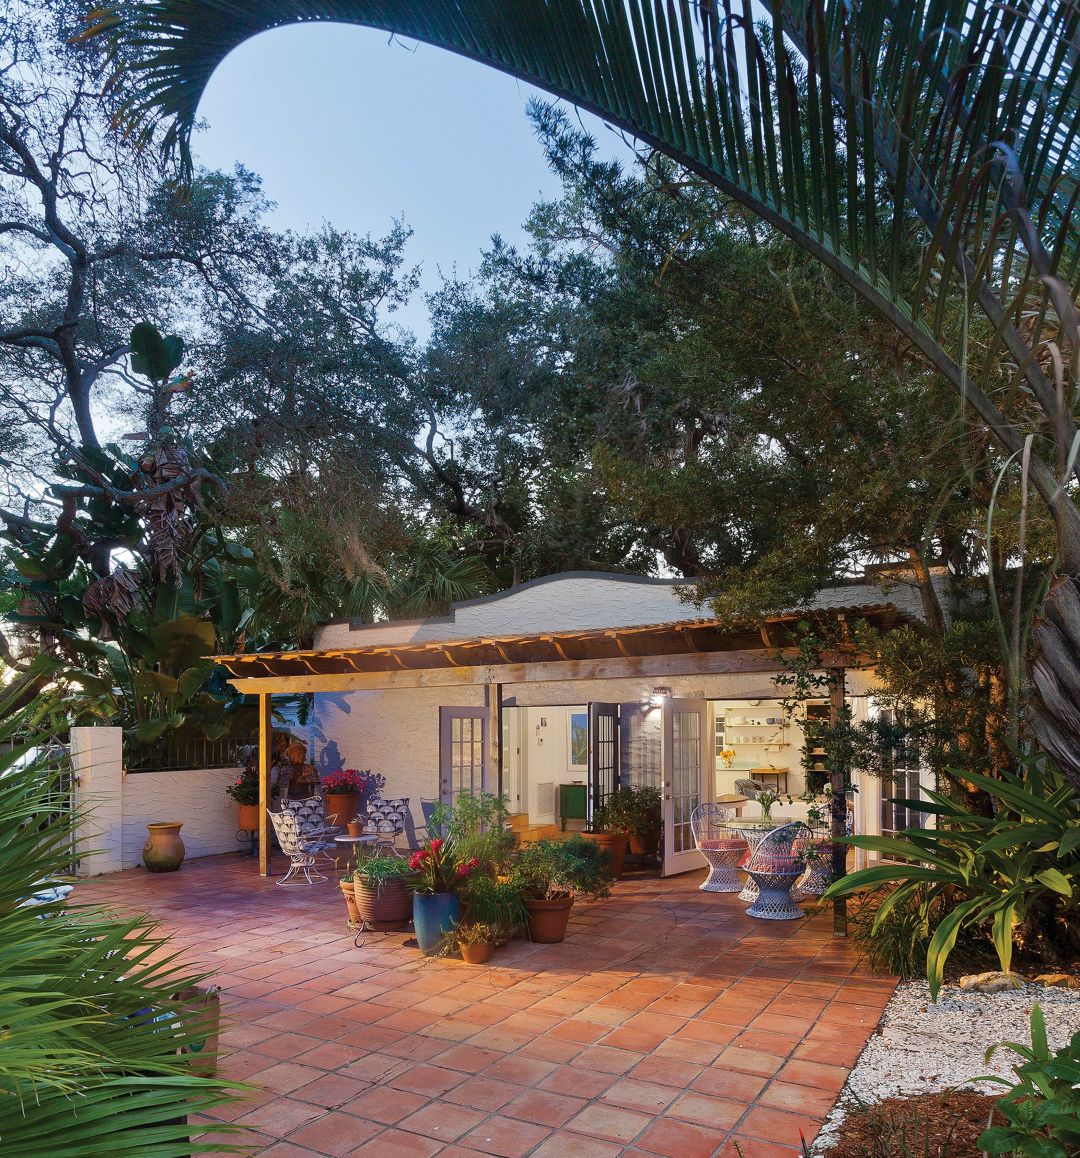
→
(813, 978, 1080, 1155)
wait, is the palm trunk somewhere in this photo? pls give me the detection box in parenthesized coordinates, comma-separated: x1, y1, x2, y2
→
(1030, 574, 1080, 794)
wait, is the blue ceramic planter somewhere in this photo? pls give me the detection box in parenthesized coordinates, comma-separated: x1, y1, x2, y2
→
(413, 892, 460, 956)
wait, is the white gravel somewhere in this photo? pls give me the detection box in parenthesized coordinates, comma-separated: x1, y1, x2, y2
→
(812, 979, 1080, 1155)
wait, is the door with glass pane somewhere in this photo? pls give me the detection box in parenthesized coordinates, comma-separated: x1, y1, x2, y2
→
(439, 707, 489, 804)
(662, 699, 709, 876)
(587, 702, 620, 823)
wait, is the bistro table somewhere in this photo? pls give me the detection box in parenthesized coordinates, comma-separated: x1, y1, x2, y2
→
(720, 818, 783, 902)
(333, 833, 378, 870)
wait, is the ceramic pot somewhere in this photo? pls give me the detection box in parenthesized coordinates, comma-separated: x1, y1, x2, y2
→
(413, 892, 460, 955)
(346, 820, 365, 837)
(354, 877, 412, 931)
(524, 896, 574, 943)
(339, 879, 360, 925)
(460, 941, 495, 965)
(325, 793, 359, 830)
(237, 804, 259, 832)
(143, 822, 185, 872)
(581, 830, 627, 878)
(628, 828, 660, 857)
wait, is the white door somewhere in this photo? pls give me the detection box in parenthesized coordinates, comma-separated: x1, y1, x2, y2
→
(662, 699, 710, 876)
(439, 707, 489, 804)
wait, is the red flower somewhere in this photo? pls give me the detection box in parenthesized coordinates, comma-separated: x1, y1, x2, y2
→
(430, 837, 444, 853)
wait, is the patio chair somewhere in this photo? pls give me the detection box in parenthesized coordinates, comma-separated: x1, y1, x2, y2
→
(690, 803, 747, 893)
(268, 809, 328, 886)
(794, 826, 833, 897)
(364, 797, 410, 856)
(742, 820, 810, 920)
(282, 794, 340, 866)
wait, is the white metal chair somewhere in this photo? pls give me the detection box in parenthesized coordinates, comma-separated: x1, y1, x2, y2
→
(268, 809, 327, 885)
(282, 794, 340, 866)
(690, 804, 747, 892)
(742, 821, 809, 920)
(794, 827, 834, 897)
(364, 797, 410, 856)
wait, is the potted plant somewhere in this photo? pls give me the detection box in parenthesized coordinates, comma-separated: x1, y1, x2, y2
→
(225, 766, 263, 832)
(756, 787, 782, 823)
(353, 854, 412, 930)
(408, 837, 479, 955)
(604, 786, 662, 858)
(581, 797, 628, 878)
(321, 768, 384, 831)
(509, 835, 613, 944)
(461, 873, 528, 945)
(452, 920, 501, 965)
(338, 869, 360, 927)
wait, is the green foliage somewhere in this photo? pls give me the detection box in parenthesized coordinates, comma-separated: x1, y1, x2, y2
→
(425, 791, 516, 875)
(826, 754, 1080, 998)
(130, 323, 184, 383)
(977, 1006, 1080, 1157)
(460, 873, 527, 938)
(847, 887, 948, 982)
(0, 721, 246, 1153)
(594, 786, 661, 840)
(354, 854, 412, 894)
(510, 836, 614, 902)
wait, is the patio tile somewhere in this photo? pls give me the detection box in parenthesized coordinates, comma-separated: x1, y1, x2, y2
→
(570, 1045, 645, 1074)
(341, 1085, 429, 1125)
(635, 1115, 727, 1158)
(244, 1096, 325, 1136)
(777, 1058, 849, 1092)
(529, 1134, 624, 1158)
(739, 1104, 823, 1146)
(628, 1056, 703, 1088)
(600, 1078, 678, 1115)
(255, 1062, 329, 1095)
(444, 1076, 522, 1111)
(759, 1079, 839, 1117)
(537, 1066, 616, 1100)
(346, 1127, 443, 1158)
(385, 1063, 465, 1097)
(503, 1088, 586, 1128)
(286, 1111, 382, 1157)
(690, 1067, 768, 1101)
(459, 1115, 553, 1157)
(396, 1101, 487, 1141)
(565, 1102, 653, 1144)
(434, 1043, 506, 1073)
(484, 1053, 559, 1086)
(293, 1072, 372, 1109)
(715, 1044, 788, 1077)
(667, 1089, 745, 1130)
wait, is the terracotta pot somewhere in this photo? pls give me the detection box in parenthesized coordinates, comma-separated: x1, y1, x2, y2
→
(581, 830, 627, 878)
(346, 820, 365, 837)
(237, 803, 259, 832)
(524, 896, 574, 943)
(339, 879, 360, 925)
(353, 876, 411, 931)
(143, 822, 185, 872)
(460, 941, 495, 965)
(325, 792, 359, 829)
(628, 828, 659, 857)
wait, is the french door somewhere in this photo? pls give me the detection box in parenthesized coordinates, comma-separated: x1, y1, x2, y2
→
(439, 707, 489, 805)
(662, 699, 710, 876)
(587, 702, 620, 822)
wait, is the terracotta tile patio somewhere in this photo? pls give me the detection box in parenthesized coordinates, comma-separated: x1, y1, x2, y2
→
(78, 854, 896, 1157)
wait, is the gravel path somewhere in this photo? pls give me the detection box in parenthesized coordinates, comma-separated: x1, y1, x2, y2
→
(812, 979, 1080, 1154)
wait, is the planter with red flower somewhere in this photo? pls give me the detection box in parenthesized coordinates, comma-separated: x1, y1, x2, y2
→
(408, 836, 479, 955)
(225, 766, 275, 832)
(321, 768, 385, 832)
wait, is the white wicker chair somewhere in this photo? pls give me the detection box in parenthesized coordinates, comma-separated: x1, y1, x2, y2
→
(690, 804, 747, 892)
(282, 794, 340, 866)
(364, 797, 410, 856)
(794, 827, 834, 897)
(268, 809, 327, 885)
(742, 821, 809, 920)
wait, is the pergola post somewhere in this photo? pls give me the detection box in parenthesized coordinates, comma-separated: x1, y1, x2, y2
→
(258, 692, 272, 878)
(486, 682, 503, 796)
(828, 666, 848, 937)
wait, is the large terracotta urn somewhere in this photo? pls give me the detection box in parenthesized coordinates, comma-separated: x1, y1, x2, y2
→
(237, 803, 259, 831)
(143, 821, 185, 872)
(325, 792, 360, 830)
(581, 830, 627, 878)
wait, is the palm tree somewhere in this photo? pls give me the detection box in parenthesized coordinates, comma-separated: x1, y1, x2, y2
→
(90, 1, 1080, 784)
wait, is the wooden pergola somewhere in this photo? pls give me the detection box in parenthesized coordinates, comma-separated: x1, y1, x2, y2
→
(216, 604, 912, 878)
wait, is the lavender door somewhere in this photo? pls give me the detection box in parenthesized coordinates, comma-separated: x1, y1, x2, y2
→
(439, 707, 489, 805)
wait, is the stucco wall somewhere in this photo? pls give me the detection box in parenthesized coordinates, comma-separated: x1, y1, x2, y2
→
(121, 767, 247, 869)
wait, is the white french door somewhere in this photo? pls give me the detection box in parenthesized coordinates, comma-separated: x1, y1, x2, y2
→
(662, 699, 710, 876)
(439, 707, 489, 804)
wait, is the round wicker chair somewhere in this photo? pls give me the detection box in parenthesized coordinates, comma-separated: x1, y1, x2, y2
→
(690, 804, 747, 892)
(794, 828, 833, 897)
(742, 821, 810, 920)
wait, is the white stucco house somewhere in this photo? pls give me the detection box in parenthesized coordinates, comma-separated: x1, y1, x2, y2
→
(217, 571, 936, 877)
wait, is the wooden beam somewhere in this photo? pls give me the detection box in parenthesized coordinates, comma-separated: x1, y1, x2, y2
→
(257, 692, 272, 878)
(227, 648, 864, 695)
(486, 682, 502, 796)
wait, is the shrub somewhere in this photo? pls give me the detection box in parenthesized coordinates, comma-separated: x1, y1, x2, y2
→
(426, 791, 516, 874)
(510, 836, 614, 901)
(825, 753, 1080, 997)
(595, 786, 661, 839)
(848, 886, 948, 980)
(461, 873, 527, 936)
(977, 1005, 1080, 1157)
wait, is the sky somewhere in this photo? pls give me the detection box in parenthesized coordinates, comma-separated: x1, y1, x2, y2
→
(193, 23, 635, 338)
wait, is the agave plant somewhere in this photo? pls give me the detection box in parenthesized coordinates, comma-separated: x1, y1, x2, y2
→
(91, 0, 1080, 782)
(0, 721, 246, 1154)
(824, 752, 1080, 998)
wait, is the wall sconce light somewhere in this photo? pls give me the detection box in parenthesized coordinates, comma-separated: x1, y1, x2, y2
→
(649, 686, 673, 708)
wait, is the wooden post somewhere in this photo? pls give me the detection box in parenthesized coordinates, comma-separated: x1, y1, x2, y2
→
(828, 667, 848, 937)
(485, 682, 503, 796)
(258, 692, 272, 878)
